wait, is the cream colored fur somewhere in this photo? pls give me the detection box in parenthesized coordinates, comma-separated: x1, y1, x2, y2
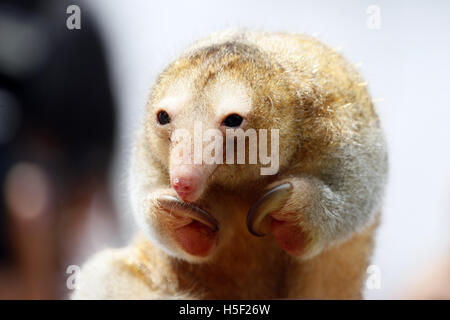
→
(73, 30, 387, 300)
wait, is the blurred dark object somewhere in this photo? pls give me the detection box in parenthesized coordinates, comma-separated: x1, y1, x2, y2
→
(0, 0, 117, 298)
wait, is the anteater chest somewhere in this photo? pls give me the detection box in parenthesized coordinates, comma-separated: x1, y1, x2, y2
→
(173, 224, 294, 299)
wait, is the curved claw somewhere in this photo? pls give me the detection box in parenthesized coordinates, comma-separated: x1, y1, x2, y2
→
(246, 183, 293, 237)
(158, 195, 219, 232)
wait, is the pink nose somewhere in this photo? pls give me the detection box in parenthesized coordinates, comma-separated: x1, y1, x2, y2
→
(172, 177, 196, 201)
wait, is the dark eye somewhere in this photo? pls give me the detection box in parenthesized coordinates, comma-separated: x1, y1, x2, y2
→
(222, 113, 243, 127)
(157, 110, 170, 125)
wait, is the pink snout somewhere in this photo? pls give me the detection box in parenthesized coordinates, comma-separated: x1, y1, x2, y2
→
(170, 163, 216, 202)
(172, 176, 199, 202)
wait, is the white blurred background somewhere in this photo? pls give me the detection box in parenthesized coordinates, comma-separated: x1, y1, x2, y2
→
(85, 0, 450, 299)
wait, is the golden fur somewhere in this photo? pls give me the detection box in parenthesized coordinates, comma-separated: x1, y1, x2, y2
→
(73, 30, 387, 300)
